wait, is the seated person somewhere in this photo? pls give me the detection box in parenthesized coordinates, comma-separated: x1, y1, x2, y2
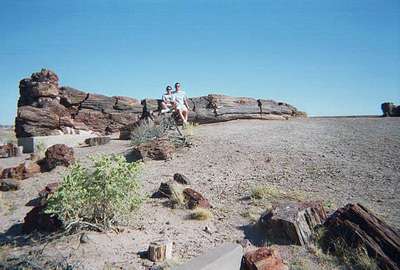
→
(161, 85, 174, 113)
(172, 82, 189, 124)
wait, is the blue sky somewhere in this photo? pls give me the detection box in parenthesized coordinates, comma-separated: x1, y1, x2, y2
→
(0, 0, 399, 124)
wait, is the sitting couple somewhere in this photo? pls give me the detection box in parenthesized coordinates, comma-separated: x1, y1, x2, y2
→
(161, 82, 189, 124)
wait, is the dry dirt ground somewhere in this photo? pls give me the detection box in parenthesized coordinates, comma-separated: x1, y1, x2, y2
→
(1, 117, 399, 269)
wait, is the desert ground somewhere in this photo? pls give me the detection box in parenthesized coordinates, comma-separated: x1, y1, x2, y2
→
(1, 117, 399, 269)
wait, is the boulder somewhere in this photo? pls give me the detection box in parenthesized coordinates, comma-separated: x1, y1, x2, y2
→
(173, 173, 190, 185)
(1, 161, 41, 180)
(183, 188, 211, 209)
(130, 138, 175, 161)
(74, 109, 110, 134)
(84, 136, 111, 146)
(0, 179, 20, 191)
(22, 205, 62, 233)
(15, 106, 61, 137)
(243, 247, 288, 270)
(42, 144, 75, 171)
(382, 102, 400, 117)
(259, 201, 326, 246)
(323, 203, 400, 270)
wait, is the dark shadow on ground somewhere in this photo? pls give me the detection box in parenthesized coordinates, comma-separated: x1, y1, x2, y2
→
(0, 223, 32, 246)
(237, 222, 267, 247)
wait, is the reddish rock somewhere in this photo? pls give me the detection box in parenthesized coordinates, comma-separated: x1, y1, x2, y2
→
(0, 143, 20, 158)
(15, 106, 61, 137)
(1, 161, 41, 180)
(74, 109, 110, 134)
(59, 86, 88, 106)
(259, 201, 326, 246)
(42, 144, 75, 171)
(243, 247, 288, 270)
(183, 188, 211, 209)
(22, 205, 62, 233)
(130, 138, 175, 161)
(323, 203, 400, 270)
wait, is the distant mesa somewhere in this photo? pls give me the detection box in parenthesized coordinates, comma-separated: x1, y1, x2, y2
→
(381, 102, 400, 117)
(15, 68, 306, 138)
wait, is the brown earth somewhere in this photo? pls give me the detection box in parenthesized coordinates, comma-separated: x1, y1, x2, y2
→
(0, 117, 399, 269)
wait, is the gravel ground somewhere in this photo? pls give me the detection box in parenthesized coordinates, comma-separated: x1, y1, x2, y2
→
(1, 117, 399, 269)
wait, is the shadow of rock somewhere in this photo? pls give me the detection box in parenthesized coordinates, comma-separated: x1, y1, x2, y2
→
(0, 223, 32, 246)
(238, 222, 267, 247)
(25, 197, 41, 207)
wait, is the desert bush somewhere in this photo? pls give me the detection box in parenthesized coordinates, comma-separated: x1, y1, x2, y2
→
(169, 183, 186, 208)
(46, 154, 143, 229)
(190, 208, 212, 220)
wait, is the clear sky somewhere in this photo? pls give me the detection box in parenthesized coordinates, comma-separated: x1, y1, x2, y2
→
(0, 0, 399, 124)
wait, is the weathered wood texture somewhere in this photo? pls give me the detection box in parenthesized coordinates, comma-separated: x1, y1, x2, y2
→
(323, 203, 400, 270)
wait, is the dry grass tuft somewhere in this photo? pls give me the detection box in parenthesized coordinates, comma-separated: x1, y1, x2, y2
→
(169, 183, 186, 208)
(190, 208, 212, 220)
(250, 185, 304, 203)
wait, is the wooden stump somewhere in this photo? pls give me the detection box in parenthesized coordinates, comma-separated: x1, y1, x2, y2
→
(323, 203, 400, 270)
(259, 201, 326, 246)
(148, 240, 173, 262)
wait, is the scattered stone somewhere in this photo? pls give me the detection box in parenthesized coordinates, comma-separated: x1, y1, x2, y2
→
(173, 173, 190, 185)
(259, 201, 326, 246)
(323, 203, 400, 270)
(152, 181, 175, 198)
(22, 205, 62, 233)
(80, 232, 90, 244)
(0, 143, 20, 158)
(183, 188, 211, 209)
(0, 160, 41, 180)
(0, 179, 20, 191)
(148, 240, 173, 262)
(130, 138, 175, 161)
(84, 136, 111, 146)
(243, 247, 288, 270)
(42, 144, 75, 171)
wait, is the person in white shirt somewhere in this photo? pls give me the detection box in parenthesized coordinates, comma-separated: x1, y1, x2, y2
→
(172, 82, 189, 124)
(160, 85, 174, 113)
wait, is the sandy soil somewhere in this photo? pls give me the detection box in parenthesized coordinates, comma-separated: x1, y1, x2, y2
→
(1, 117, 399, 269)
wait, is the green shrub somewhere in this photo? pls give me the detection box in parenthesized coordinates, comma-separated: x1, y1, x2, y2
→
(46, 154, 143, 229)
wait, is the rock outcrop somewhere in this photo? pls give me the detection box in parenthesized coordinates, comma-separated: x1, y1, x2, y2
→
(15, 69, 305, 138)
(382, 102, 400, 117)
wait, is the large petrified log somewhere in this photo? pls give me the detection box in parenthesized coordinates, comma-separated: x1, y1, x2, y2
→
(259, 201, 326, 246)
(323, 203, 400, 270)
(243, 247, 288, 270)
(15, 69, 305, 138)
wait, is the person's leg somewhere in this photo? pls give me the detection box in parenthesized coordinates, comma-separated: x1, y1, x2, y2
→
(160, 102, 170, 113)
(182, 110, 188, 123)
(177, 109, 185, 123)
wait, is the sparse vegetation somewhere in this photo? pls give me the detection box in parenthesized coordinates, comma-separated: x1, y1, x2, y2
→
(250, 185, 304, 203)
(46, 154, 143, 230)
(34, 141, 46, 155)
(313, 227, 379, 270)
(169, 183, 186, 208)
(190, 208, 212, 220)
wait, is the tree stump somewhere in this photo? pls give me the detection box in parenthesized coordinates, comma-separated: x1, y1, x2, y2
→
(259, 201, 326, 246)
(323, 203, 400, 270)
(148, 240, 173, 262)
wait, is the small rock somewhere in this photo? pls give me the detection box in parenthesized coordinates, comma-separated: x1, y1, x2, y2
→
(84, 136, 111, 146)
(0, 179, 20, 191)
(243, 247, 288, 270)
(148, 240, 173, 262)
(183, 188, 211, 209)
(41, 144, 75, 171)
(173, 173, 190, 185)
(80, 232, 90, 243)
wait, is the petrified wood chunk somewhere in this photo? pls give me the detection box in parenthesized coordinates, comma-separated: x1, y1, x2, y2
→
(148, 240, 173, 262)
(130, 138, 175, 161)
(259, 201, 326, 246)
(41, 144, 75, 171)
(243, 247, 288, 270)
(323, 203, 400, 270)
(183, 188, 211, 209)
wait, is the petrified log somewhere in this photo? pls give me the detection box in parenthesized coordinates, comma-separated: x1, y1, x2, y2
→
(323, 203, 400, 270)
(259, 201, 326, 246)
(148, 240, 173, 262)
(382, 102, 400, 117)
(0, 161, 41, 180)
(0, 143, 20, 158)
(130, 138, 175, 161)
(243, 247, 288, 270)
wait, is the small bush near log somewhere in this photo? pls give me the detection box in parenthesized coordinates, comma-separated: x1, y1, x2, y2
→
(46, 154, 143, 230)
(190, 208, 212, 220)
